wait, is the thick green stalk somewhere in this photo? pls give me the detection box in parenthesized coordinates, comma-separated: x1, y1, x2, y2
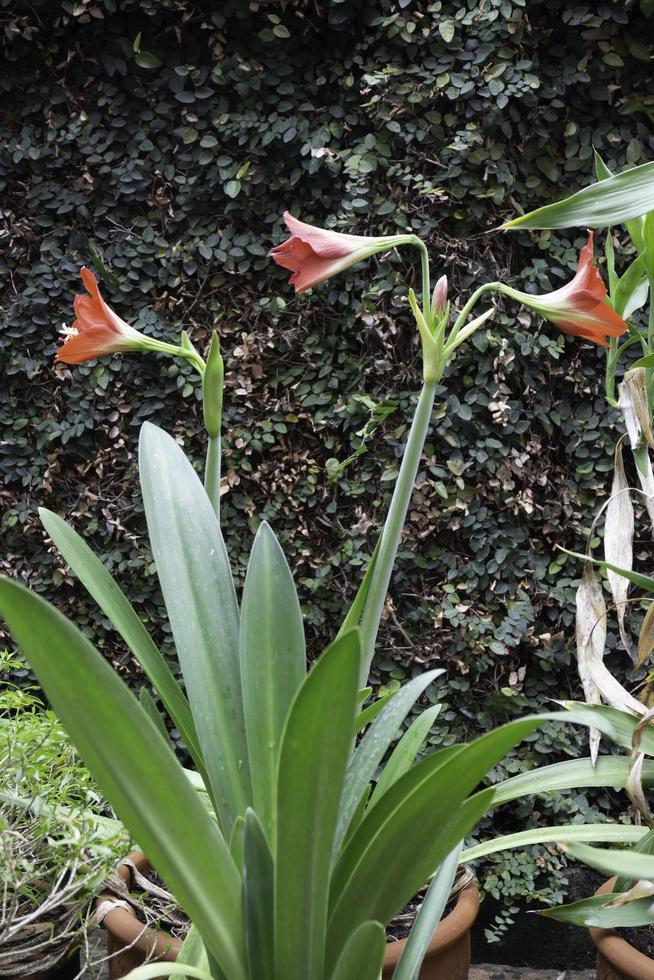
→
(416, 240, 431, 321)
(204, 435, 221, 521)
(358, 381, 437, 684)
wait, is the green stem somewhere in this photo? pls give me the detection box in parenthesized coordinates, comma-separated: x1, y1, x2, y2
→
(358, 381, 437, 685)
(605, 338, 620, 408)
(204, 435, 221, 521)
(447, 282, 500, 347)
(416, 240, 431, 321)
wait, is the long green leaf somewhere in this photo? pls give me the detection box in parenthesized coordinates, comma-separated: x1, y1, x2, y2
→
(462, 824, 646, 863)
(502, 159, 654, 230)
(554, 702, 654, 755)
(491, 756, 654, 807)
(616, 827, 654, 892)
(139, 421, 250, 835)
(369, 703, 442, 809)
(392, 844, 461, 980)
(240, 521, 305, 839)
(275, 628, 360, 980)
(139, 687, 172, 746)
(328, 920, 386, 980)
(39, 508, 202, 770)
(175, 925, 211, 979)
(327, 716, 545, 965)
(594, 150, 646, 250)
(335, 535, 381, 641)
(564, 840, 654, 880)
(0, 577, 246, 980)
(354, 691, 396, 734)
(243, 809, 274, 980)
(560, 545, 654, 594)
(333, 670, 441, 858)
(540, 893, 654, 928)
(120, 967, 215, 980)
(614, 254, 648, 318)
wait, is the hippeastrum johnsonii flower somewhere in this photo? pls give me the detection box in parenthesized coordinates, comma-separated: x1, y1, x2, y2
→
(501, 232, 627, 347)
(430, 275, 448, 320)
(56, 267, 150, 365)
(269, 211, 418, 293)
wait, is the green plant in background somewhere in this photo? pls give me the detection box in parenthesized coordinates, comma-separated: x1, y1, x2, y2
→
(499, 154, 654, 928)
(0, 650, 128, 977)
(4, 193, 654, 977)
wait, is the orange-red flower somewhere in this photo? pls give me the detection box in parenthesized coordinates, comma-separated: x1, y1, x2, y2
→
(507, 232, 628, 347)
(56, 268, 146, 364)
(269, 212, 415, 293)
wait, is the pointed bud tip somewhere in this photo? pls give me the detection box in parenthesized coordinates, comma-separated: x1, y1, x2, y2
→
(430, 275, 448, 316)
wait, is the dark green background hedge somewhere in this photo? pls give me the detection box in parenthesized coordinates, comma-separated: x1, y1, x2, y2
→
(2, 0, 653, 930)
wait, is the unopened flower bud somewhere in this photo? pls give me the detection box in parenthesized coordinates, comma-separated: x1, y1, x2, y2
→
(202, 331, 224, 438)
(431, 275, 448, 319)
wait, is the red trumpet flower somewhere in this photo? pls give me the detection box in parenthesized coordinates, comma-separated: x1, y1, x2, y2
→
(56, 268, 146, 365)
(269, 212, 415, 293)
(508, 232, 628, 347)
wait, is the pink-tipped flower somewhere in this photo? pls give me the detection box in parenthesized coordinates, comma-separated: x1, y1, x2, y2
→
(56, 268, 148, 365)
(269, 212, 415, 293)
(430, 275, 448, 319)
(507, 232, 628, 347)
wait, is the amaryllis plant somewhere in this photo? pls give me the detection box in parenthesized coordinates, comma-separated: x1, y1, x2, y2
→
(500, 157, 654, 927)
(0, 197, 651, 980)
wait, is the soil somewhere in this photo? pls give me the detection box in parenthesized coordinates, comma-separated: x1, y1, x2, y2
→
(471, 867, 603, 971)
(385, 886, 456, 943)
(128, 868, 190, 943)
(618, 923, 654, 959)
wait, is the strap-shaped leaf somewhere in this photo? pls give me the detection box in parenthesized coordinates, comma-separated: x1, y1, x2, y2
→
(335, 535, 381, 641)
(240, 521, 305, 839)
(328, 920, 386, 980)
(594, 150, 646, 250)
(540, 893, 654, 928)
(275, 628, 360, 980)
(616, 827, 654, 893)
(462, 823, 646, 863)
(560, 545, 654, 594)
(502, 159, 654, 230)
(392, 844, 461, 980)
(139, 687, 172, 746)
(243, 809, 274, 980)
(491, 755, 654, 807)
(333, 670, 441, 858)
(139, 421, 250, 835)
(564, 840, 654, 881)
(39, 508, 202, 770)
(0, 577, 247, 980)
(354, 691, 396, 734)
(326, 716, 545, 961)
(368, 703, 441, 809)
(553, 702, 654, 755)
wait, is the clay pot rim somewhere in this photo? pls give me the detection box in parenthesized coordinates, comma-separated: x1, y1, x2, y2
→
(588, 876, 654, 980)
(100, 851, 479, 967)
(98, 852, 182, 962)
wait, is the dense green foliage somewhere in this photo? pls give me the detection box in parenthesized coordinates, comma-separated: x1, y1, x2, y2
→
(2, 0, 654, 927)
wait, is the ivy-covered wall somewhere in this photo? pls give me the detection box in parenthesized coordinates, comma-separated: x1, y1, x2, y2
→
(2, 0, 653, 924)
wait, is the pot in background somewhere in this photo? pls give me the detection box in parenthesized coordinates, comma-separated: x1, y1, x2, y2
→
(589, 878, 654, 980)
(101, 852, 480, 980)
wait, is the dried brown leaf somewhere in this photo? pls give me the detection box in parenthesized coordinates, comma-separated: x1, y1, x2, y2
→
(575, 563, 607, 764)
(604, 440, 634, 659)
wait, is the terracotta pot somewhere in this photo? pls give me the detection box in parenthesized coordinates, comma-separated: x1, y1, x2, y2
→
(589, 878, 654, 980)
(101, 852, 480, 980)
